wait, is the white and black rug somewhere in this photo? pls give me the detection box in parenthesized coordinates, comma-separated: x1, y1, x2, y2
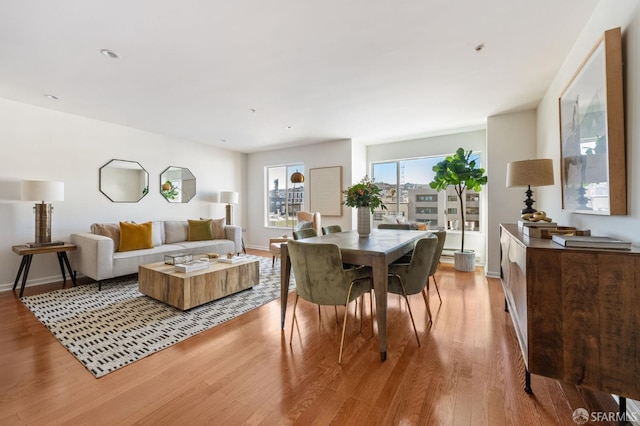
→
(21, 256, 294, 378)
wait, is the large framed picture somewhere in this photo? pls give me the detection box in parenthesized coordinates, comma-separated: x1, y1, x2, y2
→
(309, 166, 343, 216)
(558, 27, 626, 215)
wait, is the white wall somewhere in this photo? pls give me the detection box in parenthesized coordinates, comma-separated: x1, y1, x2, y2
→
(537, 0, 640, 243)
(0, 98, 244, 290)
(486, 110, 537, 277)
(245, 139, 354, 250)
(366, 130, 488, 264)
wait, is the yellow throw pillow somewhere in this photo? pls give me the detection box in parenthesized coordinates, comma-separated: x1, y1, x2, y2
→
(188, 219, 214, 241)
(118, 221, 153, 252)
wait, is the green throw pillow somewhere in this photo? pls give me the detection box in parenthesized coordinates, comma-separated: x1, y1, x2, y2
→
(188, 219, 214, 241)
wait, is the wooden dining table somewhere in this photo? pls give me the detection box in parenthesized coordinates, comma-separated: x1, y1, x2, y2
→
(280, 228, 430, 361)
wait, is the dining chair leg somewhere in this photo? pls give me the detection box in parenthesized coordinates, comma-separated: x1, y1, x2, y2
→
(339, 284, 356, 364)
(421, 288, 433, 324)
(334, 306, 339, 325)
(289, 294, 300, 346)
(396, 276, 420, 347)
(431, 275, 442, 304)
(272, 256, 275, 267)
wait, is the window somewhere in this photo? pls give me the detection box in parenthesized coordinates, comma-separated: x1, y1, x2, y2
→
(416, 194, 437, 202)
(266, 164, 304, 228)
(372, 152, 483, 231)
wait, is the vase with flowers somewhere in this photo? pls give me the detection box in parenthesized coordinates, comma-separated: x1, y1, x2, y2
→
(343, 176, 387, 237)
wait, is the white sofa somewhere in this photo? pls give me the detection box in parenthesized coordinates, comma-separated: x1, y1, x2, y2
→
(70, 220, 242, 281)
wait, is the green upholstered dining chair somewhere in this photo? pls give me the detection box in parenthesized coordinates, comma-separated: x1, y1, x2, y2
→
(387, 234, 438, 347)
(293, 228, 317, 240)
(321, 225, 342, 235)
(287, 239, 373, 364)
(378, 223, 411, 230)
(427, 230, 447, 304)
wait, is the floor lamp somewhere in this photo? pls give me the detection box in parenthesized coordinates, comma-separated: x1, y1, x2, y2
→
(21, 180, 65, 246)
(290, 170, 304, 232)
(219, 191, 239, 225)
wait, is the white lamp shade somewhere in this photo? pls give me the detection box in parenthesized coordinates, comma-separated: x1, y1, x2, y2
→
(21, 180, 64, 202)
(219, 191, 239, 204)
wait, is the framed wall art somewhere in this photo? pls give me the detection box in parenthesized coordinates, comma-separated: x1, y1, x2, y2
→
(309, 166, 342, 216)
(558, 27, 626, 215)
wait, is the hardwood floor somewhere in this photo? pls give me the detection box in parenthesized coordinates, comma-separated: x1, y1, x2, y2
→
(0, 249, 621, 425)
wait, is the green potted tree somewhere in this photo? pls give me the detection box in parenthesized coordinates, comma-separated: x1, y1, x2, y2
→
(429, 148, 488, 271)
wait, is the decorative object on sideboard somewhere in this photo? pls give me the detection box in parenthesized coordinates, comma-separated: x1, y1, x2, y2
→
(99, 159, 149, 203)
(429, 148, 487, 271)
(160, 166, 196, 203)
(506, 159, 554, 215)
(559, 27, 626, 215)
(21, 180, 65, 247)
(219, 191, 239, 225)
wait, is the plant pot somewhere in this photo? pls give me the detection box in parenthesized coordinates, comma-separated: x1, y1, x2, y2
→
(454, 250, 475, 272)
(357, 206, 371, 238)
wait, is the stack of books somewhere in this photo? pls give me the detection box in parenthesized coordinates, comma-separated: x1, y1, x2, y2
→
(551, 235, 632, 250)
(175, 259, 210, 273)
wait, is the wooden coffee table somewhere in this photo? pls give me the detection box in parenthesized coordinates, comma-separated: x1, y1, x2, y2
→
(138, 258, 259, 310)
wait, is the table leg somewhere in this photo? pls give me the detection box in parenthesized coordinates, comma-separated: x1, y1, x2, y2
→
(56, 253, 67, 287)
(13, 256, 28, 291)
(18, 255, 34, 298)
(372, 256, 388, 361)
(60, 252, 77, 287)
(280, 243, 291, 329)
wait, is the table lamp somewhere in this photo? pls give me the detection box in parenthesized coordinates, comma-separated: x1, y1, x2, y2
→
(21, 180, 65, 246)
(219, 191, 239, 225)
(506, 159, 554, 214)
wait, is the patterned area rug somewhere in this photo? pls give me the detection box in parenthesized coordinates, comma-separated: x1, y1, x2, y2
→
(21, 256, 294, 378)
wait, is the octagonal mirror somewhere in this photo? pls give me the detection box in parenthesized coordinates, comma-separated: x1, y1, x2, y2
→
(160, 166, 196, 203)
(99, 159, 149, 202)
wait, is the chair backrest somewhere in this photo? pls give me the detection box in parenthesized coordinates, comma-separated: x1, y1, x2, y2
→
(297, 211, 321, 234)
(287, 239, 349, 305)
(429, 230, 447, 277)
(378, 223, 411, 230)
(402, 235, 438, 295)
(293, 228, 318, 240)
(322, 225, 342, 235)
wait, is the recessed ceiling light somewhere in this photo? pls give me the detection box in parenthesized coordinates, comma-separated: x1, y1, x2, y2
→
(285, 126, 293, 129)
(100, 49, 120, 59)
(474, 43, 485, 52)
(220, 139, 227, 143)
(44, 94, 59, 100)
(249, 108, 256, 113)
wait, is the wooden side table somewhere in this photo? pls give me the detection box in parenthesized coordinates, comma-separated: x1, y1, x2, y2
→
(12, 243, 77, 297)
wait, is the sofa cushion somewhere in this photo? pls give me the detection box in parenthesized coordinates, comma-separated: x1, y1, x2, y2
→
(165, 221, 188, 244)
(119, 221, 153, 252)
(188, 219, 214, 241)
(152, 221, 164, 246)
(91, 223, 120, 252)
(201, 217, 226, 239)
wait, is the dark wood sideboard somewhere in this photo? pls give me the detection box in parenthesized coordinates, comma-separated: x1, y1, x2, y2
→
(499, 223, 640, 400)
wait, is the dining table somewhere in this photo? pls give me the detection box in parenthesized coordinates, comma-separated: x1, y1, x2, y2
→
(280, 228, 430, 361)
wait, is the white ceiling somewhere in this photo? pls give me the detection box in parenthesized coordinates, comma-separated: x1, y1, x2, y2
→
(0, 0, 600, 153)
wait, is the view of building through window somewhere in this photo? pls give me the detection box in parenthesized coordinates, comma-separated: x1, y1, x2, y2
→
(372, 154, 482, 232)
(266, 164, 304, 228)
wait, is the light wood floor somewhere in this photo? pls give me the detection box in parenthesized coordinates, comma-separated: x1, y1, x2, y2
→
(0, 249, 620, 425)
